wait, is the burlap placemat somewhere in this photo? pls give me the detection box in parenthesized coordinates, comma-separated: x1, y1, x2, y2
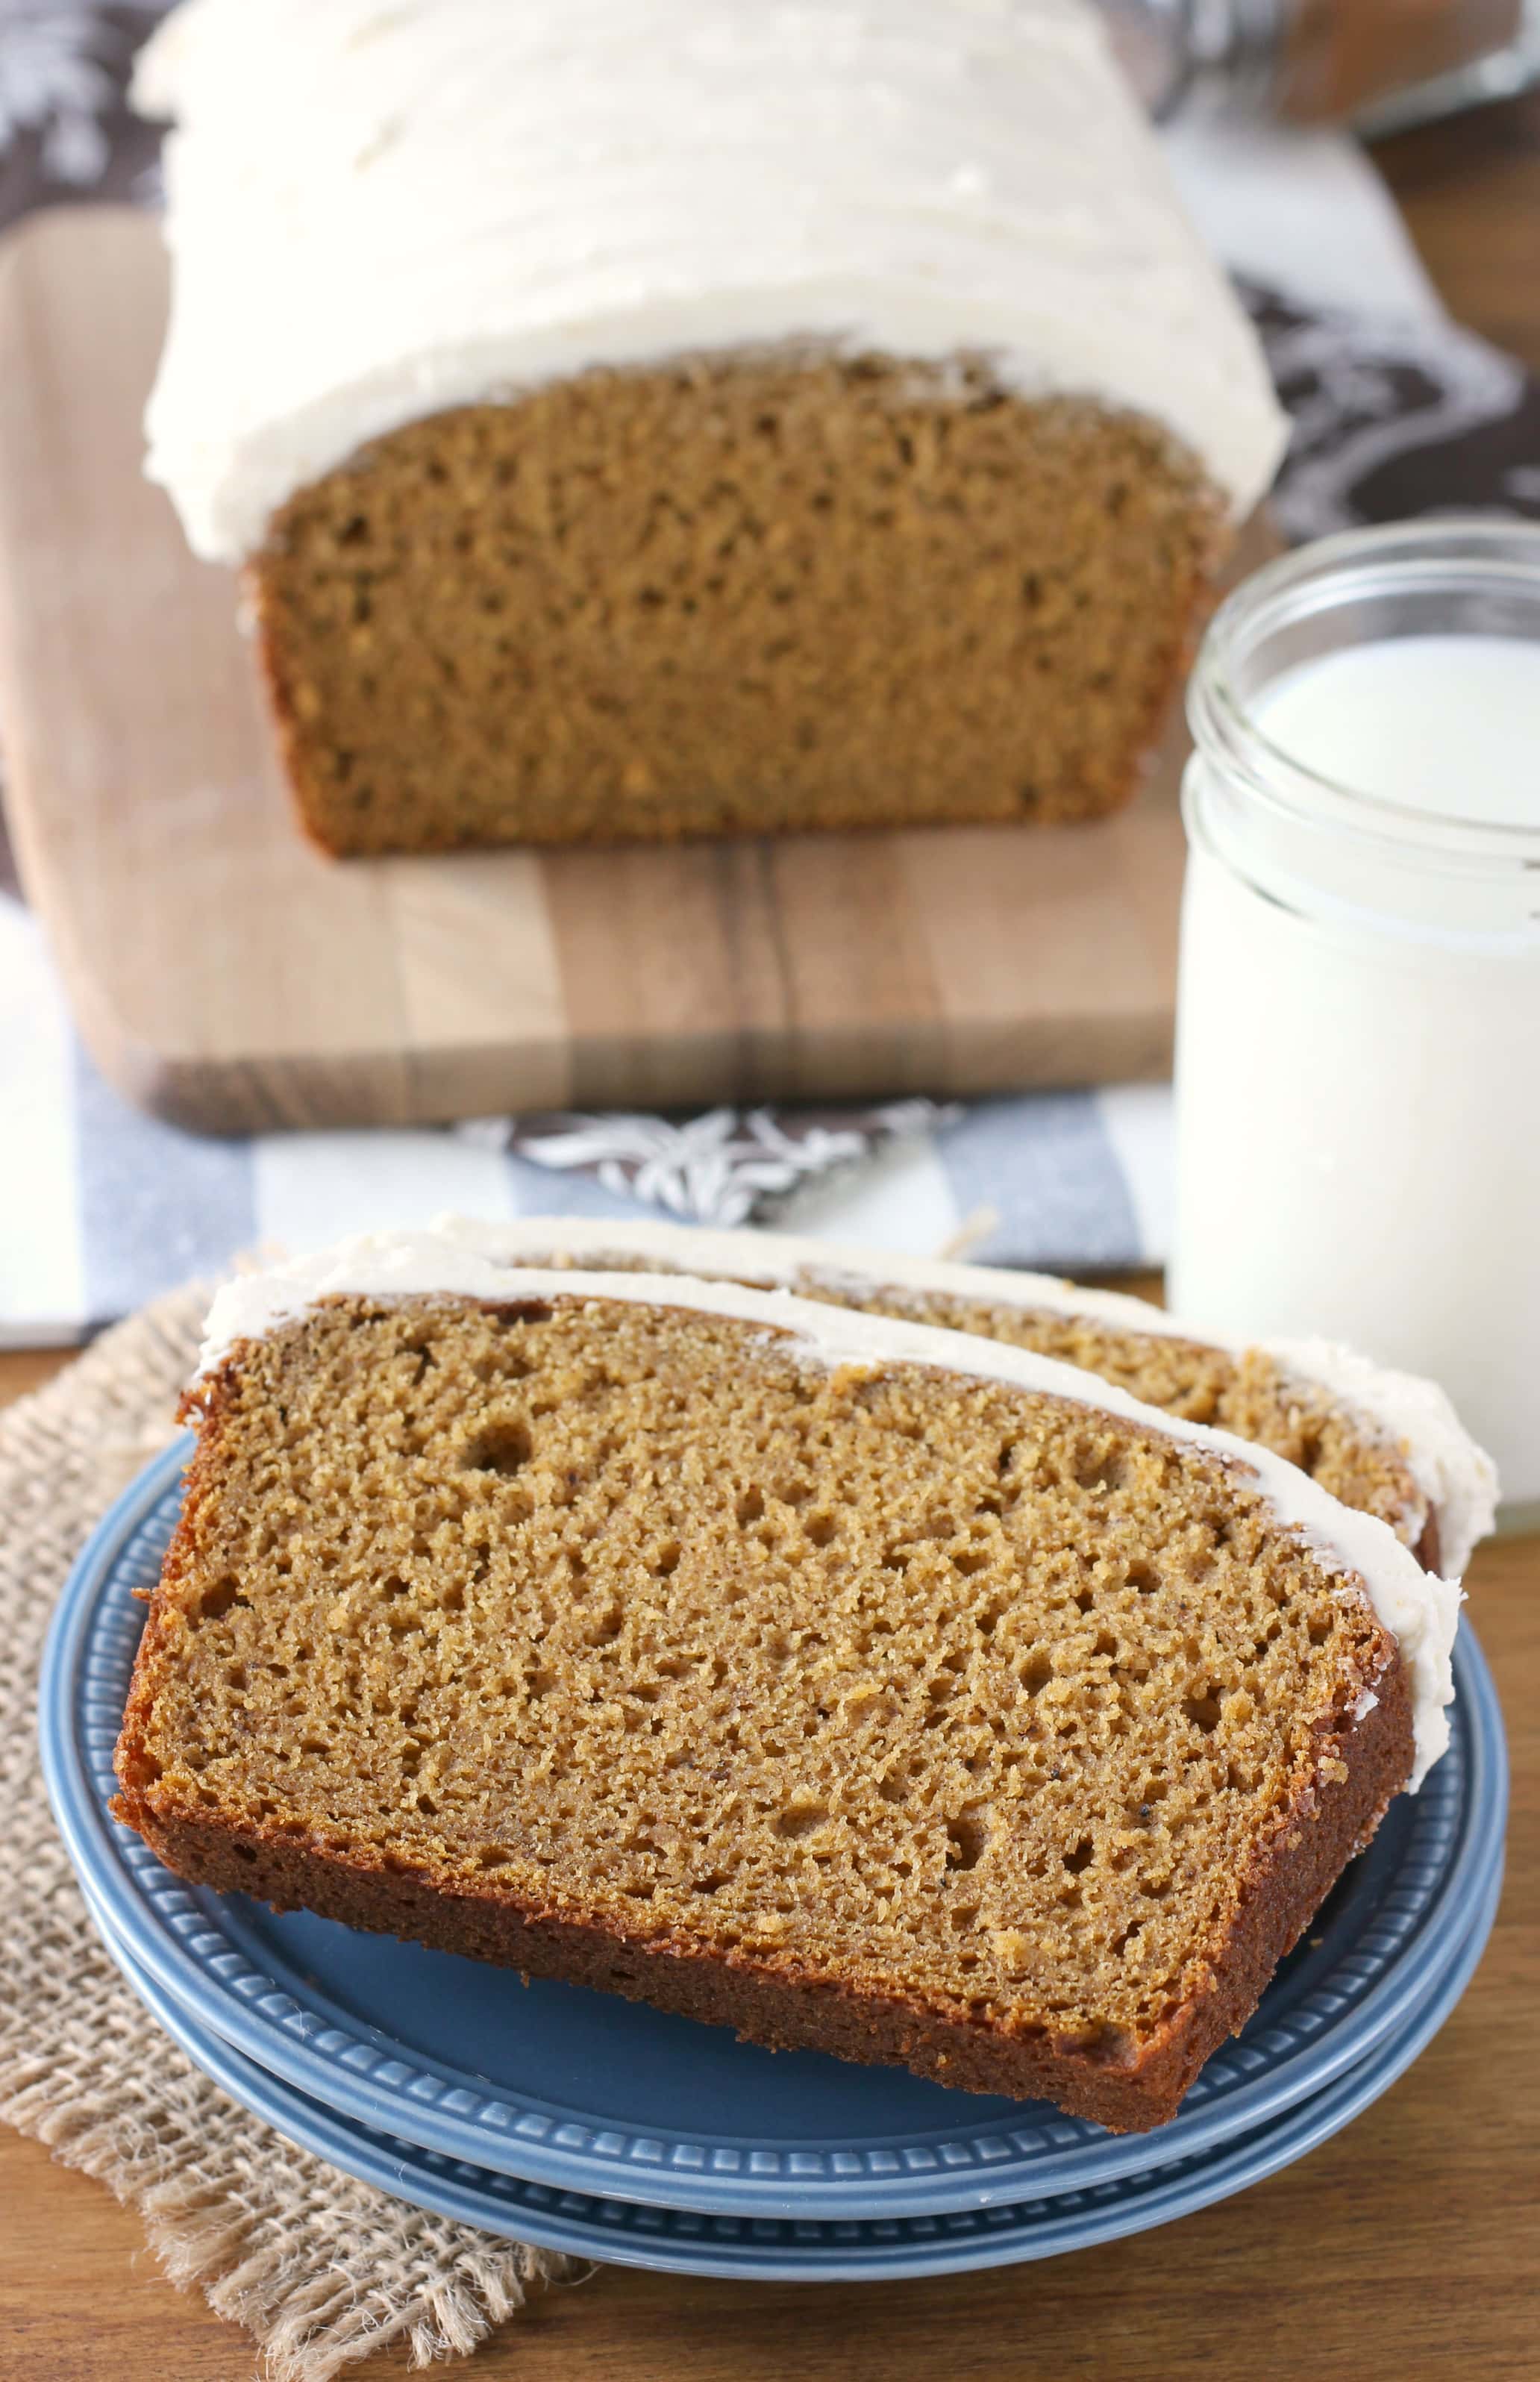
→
(0, 1287, 580, 2381)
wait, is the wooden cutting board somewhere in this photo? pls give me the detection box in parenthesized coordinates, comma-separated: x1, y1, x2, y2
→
(0, 207, 1271, 1136)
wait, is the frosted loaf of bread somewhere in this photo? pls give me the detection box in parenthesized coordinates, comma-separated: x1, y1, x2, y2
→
(134, 0, 1288, 854)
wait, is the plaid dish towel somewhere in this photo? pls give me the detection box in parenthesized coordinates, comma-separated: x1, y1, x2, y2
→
(1, 6, 1538, 1340)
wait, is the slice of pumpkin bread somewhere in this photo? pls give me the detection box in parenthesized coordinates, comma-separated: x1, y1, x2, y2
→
(114, 1253, 1460, 2130)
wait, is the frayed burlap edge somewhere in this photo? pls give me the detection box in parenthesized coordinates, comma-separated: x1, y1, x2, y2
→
(0, 1286, 583, 2381)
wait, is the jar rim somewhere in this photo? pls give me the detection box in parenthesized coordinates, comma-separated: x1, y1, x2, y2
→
(1189, 516, 1540, 861)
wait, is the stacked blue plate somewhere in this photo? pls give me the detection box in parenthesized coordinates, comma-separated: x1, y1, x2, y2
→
(41, 1440, 1508, 2281)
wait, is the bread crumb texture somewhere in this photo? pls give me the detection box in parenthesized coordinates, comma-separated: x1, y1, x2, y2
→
(530, 1254, 1432, 1550)
(116, 1294, 1404, 2119)
(250, 352, 1226, 854)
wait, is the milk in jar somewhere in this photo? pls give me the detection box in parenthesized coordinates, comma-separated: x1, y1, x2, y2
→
(1171, 523, 1540, 1513)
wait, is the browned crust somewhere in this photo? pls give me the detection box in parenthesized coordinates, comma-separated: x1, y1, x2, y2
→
(1415, 1510, 1442, 1575)
(114, 1349, 1415, 2132)
(250, 607, 358, 864)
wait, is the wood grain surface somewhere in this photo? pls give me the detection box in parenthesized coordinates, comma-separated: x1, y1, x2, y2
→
(4, 96, 1539, 2382)
(0, 208, 1248, 1137)
(1377, 88, 1540, 371)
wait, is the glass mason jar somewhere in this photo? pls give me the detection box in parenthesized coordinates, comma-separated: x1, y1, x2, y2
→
(1170, 519, 1540, 1519)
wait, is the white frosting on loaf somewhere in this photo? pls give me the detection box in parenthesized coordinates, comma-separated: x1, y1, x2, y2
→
(135, 0, 1287, 563)
(197, 1227, 1466, 1788)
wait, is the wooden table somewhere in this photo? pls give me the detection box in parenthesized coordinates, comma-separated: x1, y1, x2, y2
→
(5, 98, 1540, 2382)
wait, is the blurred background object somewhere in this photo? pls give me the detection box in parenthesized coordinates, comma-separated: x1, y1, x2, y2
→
(1098, 0, 1540, 125)
(0, 2, 163, 218)
(0, 0, 1536, 240)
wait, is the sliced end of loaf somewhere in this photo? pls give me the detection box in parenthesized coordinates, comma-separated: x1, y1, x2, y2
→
(248, 354, 1227, 855)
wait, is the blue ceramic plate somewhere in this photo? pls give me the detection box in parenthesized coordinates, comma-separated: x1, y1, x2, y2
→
(41, 1439, 1508, 2222)
(93, 1873, 1501, 2281)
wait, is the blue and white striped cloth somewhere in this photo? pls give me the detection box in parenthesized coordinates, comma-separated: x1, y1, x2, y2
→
(0, 894, 1172, 1343)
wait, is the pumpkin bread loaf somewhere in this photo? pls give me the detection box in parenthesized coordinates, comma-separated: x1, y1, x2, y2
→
(134, 0, 1286, 855)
